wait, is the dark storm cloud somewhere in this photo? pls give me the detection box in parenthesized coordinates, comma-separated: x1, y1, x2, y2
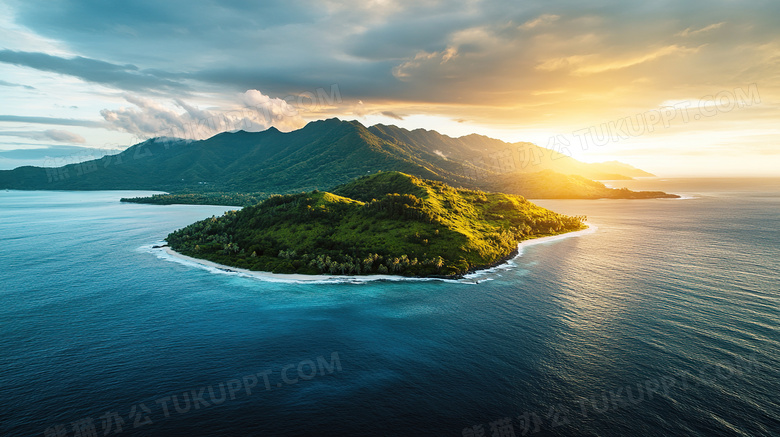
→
(0, 50, 187, 92)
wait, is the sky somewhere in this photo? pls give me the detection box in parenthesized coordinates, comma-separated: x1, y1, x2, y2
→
(0, 0, 778, 176)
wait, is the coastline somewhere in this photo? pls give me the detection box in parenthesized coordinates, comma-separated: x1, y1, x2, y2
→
(151, 246, 442, 284)
(146, 224, 596, 284)
(463, 224, 597, 280)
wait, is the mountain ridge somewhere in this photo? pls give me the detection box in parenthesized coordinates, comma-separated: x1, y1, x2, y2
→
(0, 118, 677, 200)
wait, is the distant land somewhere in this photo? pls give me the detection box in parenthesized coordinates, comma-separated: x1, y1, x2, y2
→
(0, 118, 678, 203)
(165, 172, 587, 278)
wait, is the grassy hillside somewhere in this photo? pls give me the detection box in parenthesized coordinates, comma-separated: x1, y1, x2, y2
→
(165, 172, 587, 277)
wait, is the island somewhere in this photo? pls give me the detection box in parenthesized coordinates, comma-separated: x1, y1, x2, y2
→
(165, 171, 587, 278)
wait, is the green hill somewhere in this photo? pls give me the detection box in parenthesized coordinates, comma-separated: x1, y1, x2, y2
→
(165, 172, 587, 277)
(0, 118, 677, 200)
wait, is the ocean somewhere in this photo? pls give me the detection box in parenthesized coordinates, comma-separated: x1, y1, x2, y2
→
(1, 179, 778, 436)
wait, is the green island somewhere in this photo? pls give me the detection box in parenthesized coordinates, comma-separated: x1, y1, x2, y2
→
(165, 171, 586, 278)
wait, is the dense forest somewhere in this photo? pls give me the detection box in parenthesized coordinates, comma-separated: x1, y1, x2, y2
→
(166, 172, 587, 277)
(122, 192, 269, 207)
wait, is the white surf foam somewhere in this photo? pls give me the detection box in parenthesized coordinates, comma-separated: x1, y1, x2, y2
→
(141, 225, 597, 285)
(462, 224, 598, 281)
(140, 243, 461, 284)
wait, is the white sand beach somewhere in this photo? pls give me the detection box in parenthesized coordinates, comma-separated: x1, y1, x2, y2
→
(145, 224, 596, 284)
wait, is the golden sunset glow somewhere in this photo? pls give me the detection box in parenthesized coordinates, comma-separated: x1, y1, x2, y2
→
(0, 1, 777, 176)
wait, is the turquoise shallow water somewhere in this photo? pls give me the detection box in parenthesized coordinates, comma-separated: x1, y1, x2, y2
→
(1, 180, 779, 436)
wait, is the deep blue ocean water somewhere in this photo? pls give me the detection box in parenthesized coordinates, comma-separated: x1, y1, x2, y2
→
(1, 179, 778, 437)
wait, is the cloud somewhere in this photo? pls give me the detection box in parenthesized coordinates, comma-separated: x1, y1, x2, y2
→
(519, 14, 560, 30)
(4, 1, 776, 110)
(0, 115, 106, 128)
(381, 111, 404, 120)
(241, 90, 304, 127)
(0, 49, 187, 91)
(44, 129, 86, 143)
(100, 91, 305, 140)
(392, 46, 459, 79)
(440, 46, 459, 63)
(348, 103, 405, 120)
(0, 145, 111, 160)
(0, 129, 86, 143)
(0, 144, 122, 170)
(537, 45, 702, 75)
(2, 0, 780, 133)
(352, 100, 368, 117)
(0, 79, 35, 90)
(677, 22, 726, 37)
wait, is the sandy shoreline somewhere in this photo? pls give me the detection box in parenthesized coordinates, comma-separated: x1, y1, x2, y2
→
(462, 224, 597, 279)
(146, 224, 596, 284)
(157, 246, 416, 283)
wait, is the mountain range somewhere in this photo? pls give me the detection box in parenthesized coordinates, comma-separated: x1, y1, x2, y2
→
(0, 118, 677, 200)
